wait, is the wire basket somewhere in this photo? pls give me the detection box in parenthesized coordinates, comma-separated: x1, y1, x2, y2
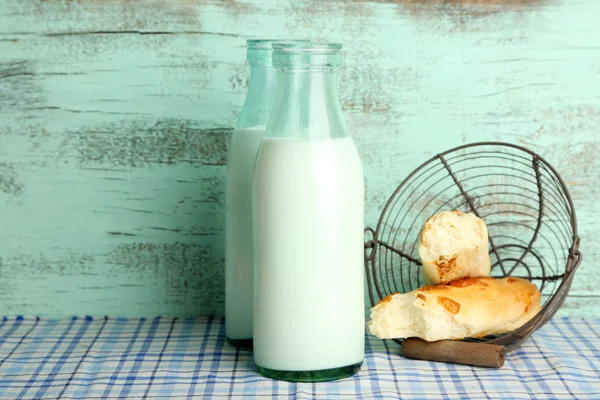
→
(364, 142, 582, 355)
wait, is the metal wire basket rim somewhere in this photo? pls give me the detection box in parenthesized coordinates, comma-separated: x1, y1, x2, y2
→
(372, 141, 579, 242)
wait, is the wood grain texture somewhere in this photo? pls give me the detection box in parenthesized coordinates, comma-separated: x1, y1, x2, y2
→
(0, 0, 598, 317)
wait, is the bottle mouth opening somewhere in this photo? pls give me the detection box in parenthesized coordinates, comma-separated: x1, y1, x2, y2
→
(247, 39, 311, 66)
(272, 43, 343, 71)
(272, 42, 343, 55)
(247, 39, 310, 50)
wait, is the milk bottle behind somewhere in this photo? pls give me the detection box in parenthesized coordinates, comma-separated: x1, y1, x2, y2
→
(225, 40, 299, 348)
(252, 43, 365, 381)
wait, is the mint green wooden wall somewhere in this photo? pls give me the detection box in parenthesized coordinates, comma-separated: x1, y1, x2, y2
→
(0, 0, 598, 317)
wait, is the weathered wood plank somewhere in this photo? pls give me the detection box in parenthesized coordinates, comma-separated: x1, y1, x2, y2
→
(0, 0, 598, 317)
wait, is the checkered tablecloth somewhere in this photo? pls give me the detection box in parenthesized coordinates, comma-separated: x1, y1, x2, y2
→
(0, 316, 599, 399)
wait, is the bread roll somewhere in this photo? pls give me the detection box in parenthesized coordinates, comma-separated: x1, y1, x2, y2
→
(368, 277, 541, 342)
(419, 210, 491, 285)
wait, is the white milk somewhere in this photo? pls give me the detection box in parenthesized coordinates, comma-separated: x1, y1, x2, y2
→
(225, 128, 264, 340)
(252, 136, 365, 371)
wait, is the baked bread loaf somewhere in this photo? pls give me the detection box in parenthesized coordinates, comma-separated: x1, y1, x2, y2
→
(368, 277, 541, 342)
(419, 210, 491, 285)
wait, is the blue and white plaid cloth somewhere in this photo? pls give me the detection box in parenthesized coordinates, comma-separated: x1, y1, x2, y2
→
(0, 316, 599, 399)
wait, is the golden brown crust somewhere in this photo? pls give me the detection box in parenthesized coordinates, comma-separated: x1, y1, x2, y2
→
(446, 277, 491, 288)
(418, 284, 449, 292)
(438, 296, 461, 314)
(380, 292, 399, 304)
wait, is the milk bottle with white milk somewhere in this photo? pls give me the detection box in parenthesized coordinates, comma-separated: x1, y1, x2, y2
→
(252, 43, 365, 382)
(225, 40, 284, 348)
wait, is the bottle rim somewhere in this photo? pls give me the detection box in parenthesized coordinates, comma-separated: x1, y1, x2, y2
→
(247, 39, 310, 50)
(272, 43, 343, 71)
(272, 42, 343, 54)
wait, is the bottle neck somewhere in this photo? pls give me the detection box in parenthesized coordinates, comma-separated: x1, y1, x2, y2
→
(265, 68, 348, 140)
(235, 65, 278, 130)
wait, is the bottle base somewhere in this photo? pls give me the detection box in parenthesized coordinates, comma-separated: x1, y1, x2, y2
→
(256, 362, 362, 382)
(226, 337, 253, 351)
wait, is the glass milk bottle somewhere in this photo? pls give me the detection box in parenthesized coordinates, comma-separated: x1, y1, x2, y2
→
(252, 43, 365, 381)
(225, 40, 280, 349)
